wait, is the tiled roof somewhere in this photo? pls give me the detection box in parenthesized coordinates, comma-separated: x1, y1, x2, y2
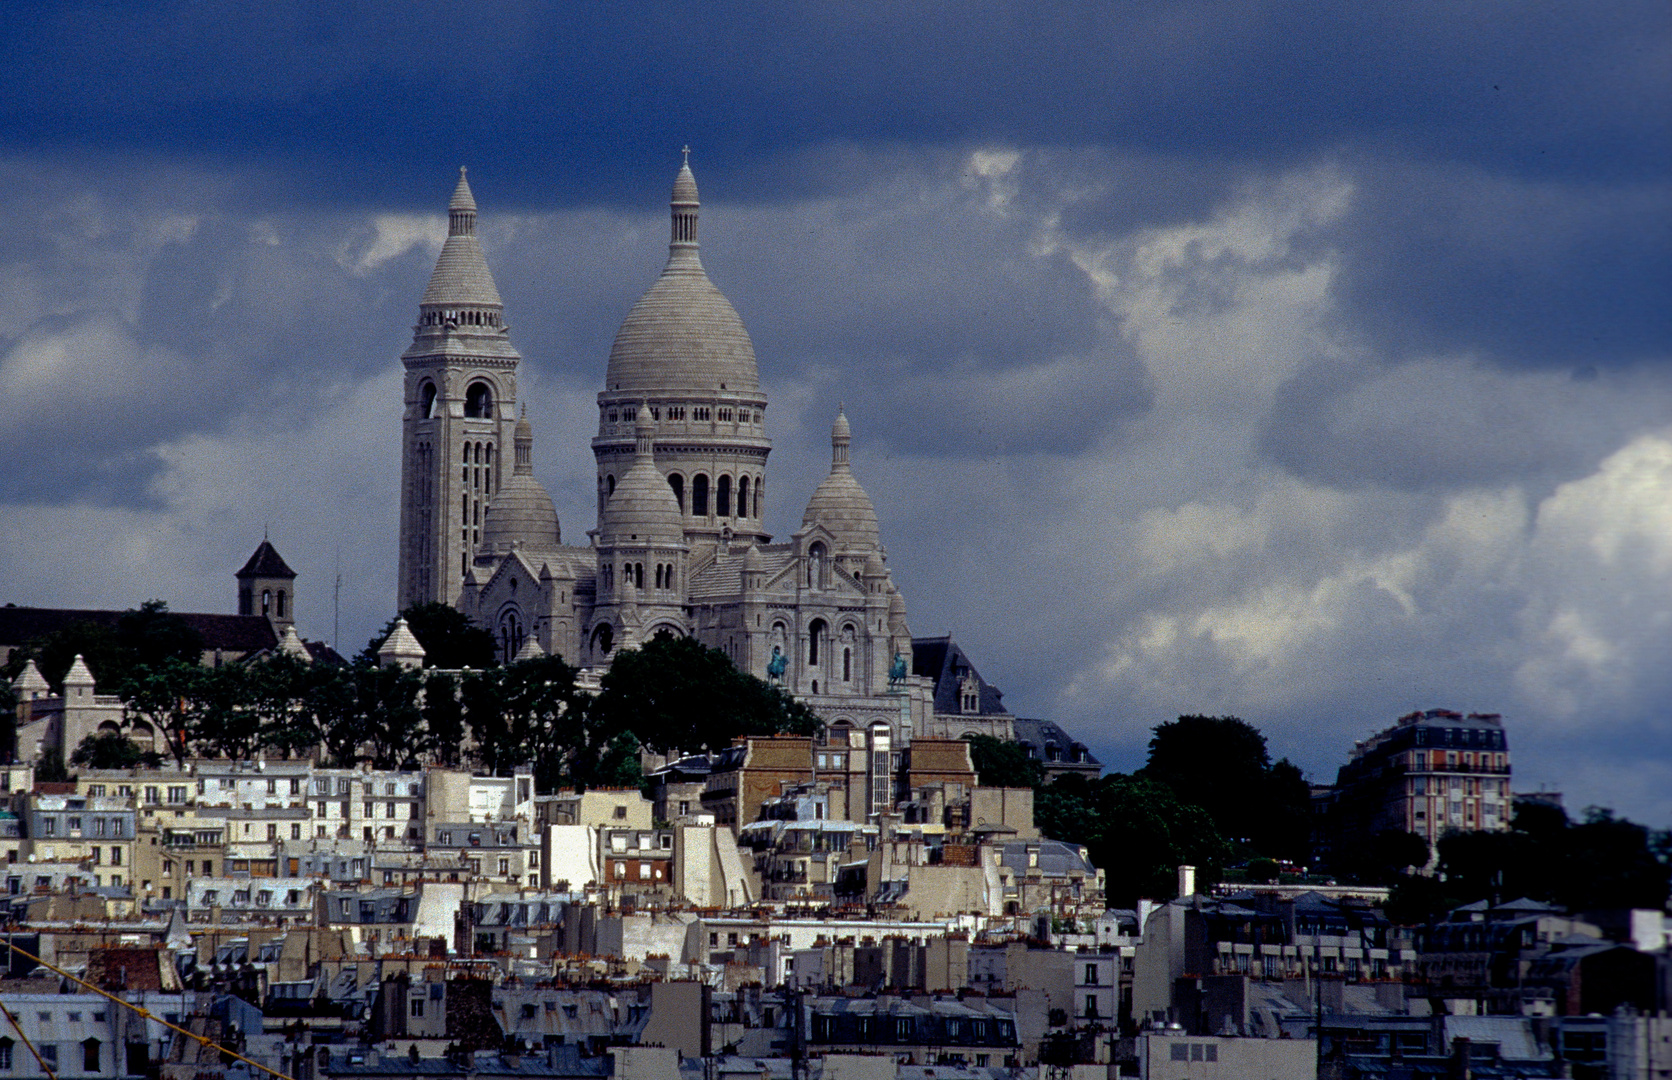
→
(0, 606, 278, 655)
(235, 540, 295, 579)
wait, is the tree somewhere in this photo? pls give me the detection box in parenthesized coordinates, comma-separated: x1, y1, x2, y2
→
(117, 657, 204, 765)
(70, 730, 158, 770)
(965, 734, 1045, 789)
(1035, 772, 1231, 905)
(1140, 714, 1312, 862)
(249, 654, 318, 759)
(33, 746, 69, 783)
(589, 633, 818, 755)
(419, 671, 467, 766)
(115, 600, 205, 673)
(362, 603, 496, 669)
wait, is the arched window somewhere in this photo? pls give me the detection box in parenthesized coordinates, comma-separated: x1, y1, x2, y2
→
(808, 618, 827, 667)
(635, 563, 645, 589)
(498, 609, 523, 664)
(754, 481, 763, 519)
(717, 475, 732, 517)
(738, 477, 751, 519)
(692, 474, 710, 517)
(591, 623, 614, 656)
(419, 380, 437, 419)
(843, 647, 851, 682)
(606, 475, 616, 496)
(669, 474, 685, 512)
(261, 589, 271, 616)
(82, 1038, 100, 1072)
(464, 382, 493, 419)
(275, 590, 286, 619)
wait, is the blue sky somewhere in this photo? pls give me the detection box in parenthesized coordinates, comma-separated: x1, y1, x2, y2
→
(0, 1, 1667, 822)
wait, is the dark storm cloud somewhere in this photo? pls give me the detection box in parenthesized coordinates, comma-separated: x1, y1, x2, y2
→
(1325, 163, 1672, 368)
(1260, 357, 1672, 493)
(3, 2, 1664, 203)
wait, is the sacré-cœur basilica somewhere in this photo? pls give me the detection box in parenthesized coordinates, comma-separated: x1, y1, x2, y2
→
(394, 155, 1099, 802)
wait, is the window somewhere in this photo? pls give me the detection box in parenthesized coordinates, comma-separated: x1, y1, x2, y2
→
(40, 1044, 56, 1067)
(1084, 963, 1099, 985)
(167, 786, 186, 804)
(292, 823, 302, 840)
(1170, 1043, 1189, 1062)
(0, 1038, 11, 1068)
(110, 848, 122, 866)
(410, 998, 425, 1018)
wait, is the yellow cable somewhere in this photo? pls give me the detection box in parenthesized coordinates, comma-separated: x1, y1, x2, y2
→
(2, 941, 295, 1080)
(0, 998, 57, 1078)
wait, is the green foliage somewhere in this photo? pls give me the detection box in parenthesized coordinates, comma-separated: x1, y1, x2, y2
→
(70, 730, 160, 770)
(34, 746, 69, 783)
(1377, 799, 1672, 922)
(1140, 714, 1312, 862)
(1332, 829, 1434, 886)
(589, 632, 818, 755)
(117, 657, 203, 764)
(965, 734, 1045, 789)
(1035, 772, 1231, 905)
(362, 603, 497, 669)
(0, 600, 204, 695)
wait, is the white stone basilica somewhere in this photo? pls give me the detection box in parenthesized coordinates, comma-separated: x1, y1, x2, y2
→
(396, 159, 939, 742)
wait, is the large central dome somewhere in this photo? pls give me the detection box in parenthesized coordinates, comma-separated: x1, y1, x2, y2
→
(604, 159, 760, 395)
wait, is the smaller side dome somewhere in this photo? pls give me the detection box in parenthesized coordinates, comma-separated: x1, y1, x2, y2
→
(802, 407, 881, 552)
(482, 408, 561, 551)
(601, 405, 685, 544)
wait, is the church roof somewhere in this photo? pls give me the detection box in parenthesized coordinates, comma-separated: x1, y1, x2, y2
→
(911, 635, 1009, 717)
(481, 411, 561, 552)
(236, 540, 296, 579)
(0, 606, 279, 655)
(604, 157, 760, 395)
(600, 408, 685, 544)
(802, 408, 881, 552)
(688, 545, 796, 600)
(420, 167, 504, 308)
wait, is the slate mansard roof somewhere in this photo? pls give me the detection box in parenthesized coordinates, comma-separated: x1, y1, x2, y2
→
(0, 606, 279, 658)
(911, 635, 1009, 717)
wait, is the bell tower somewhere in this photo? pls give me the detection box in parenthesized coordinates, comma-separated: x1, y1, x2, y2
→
(397, 168, 521, 609)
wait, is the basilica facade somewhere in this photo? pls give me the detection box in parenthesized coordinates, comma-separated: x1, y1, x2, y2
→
(395, 160, 942, 757)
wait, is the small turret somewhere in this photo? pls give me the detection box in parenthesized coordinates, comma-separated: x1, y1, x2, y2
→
(377, 618, 426, 670)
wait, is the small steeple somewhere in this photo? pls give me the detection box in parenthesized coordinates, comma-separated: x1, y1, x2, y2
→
(64, 654, 96, 698)
(419, 167, 503, 307)
(449, 167, 477, 235)
(377, 618, 426, 670)
(831, 405, 852, 470)
(513, 404, 534, 475)
(634, 400, 656, 458)
(669, 151, 700, 261)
